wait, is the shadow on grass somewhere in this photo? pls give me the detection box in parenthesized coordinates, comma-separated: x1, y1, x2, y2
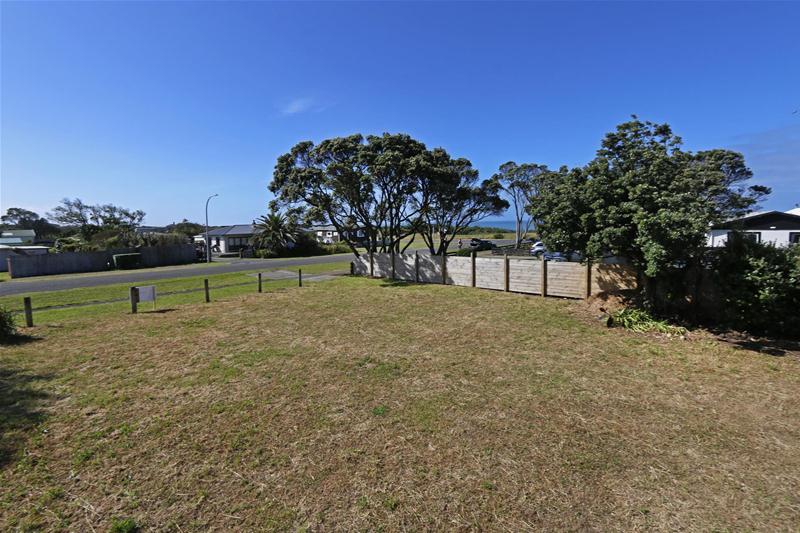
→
(0, 333, 42, 346)
(378, 280, 415, 289)
(0, 366, 53, 468)
(712, 329, 800, 357)
(141, 308, 177, 314)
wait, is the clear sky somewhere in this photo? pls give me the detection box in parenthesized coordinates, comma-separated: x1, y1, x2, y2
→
(1, 1, 798, 226)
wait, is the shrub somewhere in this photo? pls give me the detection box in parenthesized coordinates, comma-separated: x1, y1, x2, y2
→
(707, 235, 800, 338)
(112, 253, 142, 270)
(609, 307, 687, 335)
(110, 517, 139, 533)
(492, 232, 505, 239)
(0, 306, 17, 341)
(453, 248, 473, 257)
(322, 242, 351, 254)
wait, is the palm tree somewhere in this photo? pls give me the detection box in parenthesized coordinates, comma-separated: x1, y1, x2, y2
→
(253, 211, 298, 254)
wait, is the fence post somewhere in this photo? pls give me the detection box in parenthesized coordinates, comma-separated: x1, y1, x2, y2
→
(258, 272, 263, 293)
(504, 254, 510, 292)
(540, 255, 547, 297)
(369, 252, 374, 278)
(585, 260, 592, 299)
(391, 249, 396, 280)
(471, 251, 476, 287)
(350, 261, 355, 276)
(441, 253, 447, 285)
(23, 297, 33, 327)
(414, 251, 419, 282)
(129, 287, 139, 314)
(204, 279, 210, 303)
(298, 269, 302, 287)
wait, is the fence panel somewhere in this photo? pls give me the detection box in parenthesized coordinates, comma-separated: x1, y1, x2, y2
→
(475, 257, 504, 290)
(446, 256, 472, 286)
(396, 253, 416, 281)
(508, 258, 542, 294)
(547, 262, 586, 298)
(418, 253, 444, 283)
(373, 253, 391, 278)
(353, 255, 370, 275)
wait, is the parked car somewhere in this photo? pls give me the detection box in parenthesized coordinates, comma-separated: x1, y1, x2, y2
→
(469, 238, 495, 251)
(530, 241, 545, 255)
(544, 251, 567, 262)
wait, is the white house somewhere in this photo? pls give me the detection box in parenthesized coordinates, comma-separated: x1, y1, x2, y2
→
(307, 225, 366, 244)
(193, 224, 258, 254)
(707, 209, 800, 247)
(0, 229, 36, 245)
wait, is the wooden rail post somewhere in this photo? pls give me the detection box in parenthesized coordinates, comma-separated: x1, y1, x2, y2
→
(585, 260, 592, 299)
(471, 251, 476, 287)
(258, 272, 263, 293)
(504, 254, 510, 292)
(414, 251, 419, 282)
(441, 253, 447, 285)
(204, 279, 210, 303)
(23, 297, 33, 327)
(391, 249, 396, 280)
(129, 287, 139, 314)
(298, 269, 303, 287)
(369, 252, 374, 278)
(350, 261, 355, 276)
(540, 255, 547, 297)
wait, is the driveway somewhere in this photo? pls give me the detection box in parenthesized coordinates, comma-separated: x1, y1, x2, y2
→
(0, 254, 356, 297)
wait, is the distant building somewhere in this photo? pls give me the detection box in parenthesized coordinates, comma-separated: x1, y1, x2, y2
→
(707, 209, 800, 247)
(0, 229, 36, 245)
(193, 224, 257, 254)
(307, 225, 365, 244)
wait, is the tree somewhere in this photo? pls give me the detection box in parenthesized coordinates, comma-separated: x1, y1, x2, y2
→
(167, 219, 205, 239)
(48, 198, 145, 240)
(493, 162, 549, 246)
(531, 117, 770, 309)
(253, 211, 298, 254)
(0, 207, 61, 238)
(416, 149, 508, 255)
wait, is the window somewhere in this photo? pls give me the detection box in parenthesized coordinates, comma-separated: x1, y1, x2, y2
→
(790, 232, 800, 245)
(728, 231, 760, 243)
(317, 231, 323, 236)
(326, 231, 333, 237)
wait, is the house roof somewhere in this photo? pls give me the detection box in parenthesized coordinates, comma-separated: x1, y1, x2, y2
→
(1, 229, 35, 237)
(712, 210, 800, 230)
(197, 224, 258, 237)
(309, 225, 338, 232)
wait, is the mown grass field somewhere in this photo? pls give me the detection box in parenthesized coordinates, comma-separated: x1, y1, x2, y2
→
(1, 276, 798, 531)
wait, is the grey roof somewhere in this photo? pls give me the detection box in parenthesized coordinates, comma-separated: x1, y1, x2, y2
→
(1, 229, 36, 237)
(203, 224, 258, 237)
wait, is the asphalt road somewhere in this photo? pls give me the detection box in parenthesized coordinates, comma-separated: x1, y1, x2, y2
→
(0, 239, 519, 297)
(0, 254, 356, 297)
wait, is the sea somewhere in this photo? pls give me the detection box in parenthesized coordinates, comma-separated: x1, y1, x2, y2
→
(474, 219, 517, 231)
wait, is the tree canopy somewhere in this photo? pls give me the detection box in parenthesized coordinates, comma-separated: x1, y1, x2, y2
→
(0, 207, 61, 238)
(270, 133, 506, 255)
(48, 198, 145, 240)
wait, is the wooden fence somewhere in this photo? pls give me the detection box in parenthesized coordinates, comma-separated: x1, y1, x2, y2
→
(352, 251, 636, 299)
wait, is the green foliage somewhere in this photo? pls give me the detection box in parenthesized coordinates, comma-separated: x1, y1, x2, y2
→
(492, 232, 505, 239)
(531, 117, 770, 308)
(112, 253, 142, 270)
(0, 305, 17, 341)
(166, 219, 204, 238)
(48, 198, 145, 241)
(492, 161, 548, 245)
(253, 211, 298, 255)
(109, 517, 140, 533)
(609, 308, 687, 335)
(0, 207, 61, 238)
(708, 235, 800, 337)
(453, 247, 473, 257)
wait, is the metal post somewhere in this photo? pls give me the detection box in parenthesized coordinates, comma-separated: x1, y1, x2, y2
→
(504, 254, 510, 292)
(298, 269, 302, 287)
(129, 287, 139, 314)
(204, 279, 210, 303)
(471, 251, 477, 287)
(258, 272, 262, 293)
(205, 193, 218, 263)
(23, 297, 33, 327)
(540, 254, 547, 297)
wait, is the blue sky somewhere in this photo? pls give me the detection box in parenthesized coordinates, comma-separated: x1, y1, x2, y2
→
(1, 1, 798, 226)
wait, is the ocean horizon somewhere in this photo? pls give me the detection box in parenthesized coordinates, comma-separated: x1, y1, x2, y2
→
(475, 219, 517, 231)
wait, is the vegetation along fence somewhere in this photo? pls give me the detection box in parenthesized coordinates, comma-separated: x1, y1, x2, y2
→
(352, 252, 637, 299)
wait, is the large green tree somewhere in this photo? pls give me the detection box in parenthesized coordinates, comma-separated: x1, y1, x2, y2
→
(48, 198, 145, 240)
(493, 162, 549, 246)
(531, 118, 770, 307)
(253, 211, 298, 254)
(0, 207, 61, 238)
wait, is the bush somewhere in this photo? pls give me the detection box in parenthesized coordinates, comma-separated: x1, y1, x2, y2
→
(453, 248, 473, 257)
(0, 306, 17, 341)
(708, 235, 800, 338)
(110, 517, 139, 533)
(322, 242, 351, 254)
(492, 232, 506, 239)
(113, 253, 142, 270)
(609, 307, 687, 335)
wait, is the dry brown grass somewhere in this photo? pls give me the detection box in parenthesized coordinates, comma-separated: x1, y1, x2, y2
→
(1, 277, 799, 531)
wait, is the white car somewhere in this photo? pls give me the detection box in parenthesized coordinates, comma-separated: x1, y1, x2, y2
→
(530, 241, 545, 255)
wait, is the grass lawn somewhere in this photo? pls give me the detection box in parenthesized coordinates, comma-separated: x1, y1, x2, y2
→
(1, 277, 798, 531)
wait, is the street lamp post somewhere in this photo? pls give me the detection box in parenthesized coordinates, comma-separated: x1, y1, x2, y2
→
(205, 194, 218, 263)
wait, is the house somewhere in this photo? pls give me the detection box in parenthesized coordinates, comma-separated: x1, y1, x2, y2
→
(707, 209, 800, 247)
(307, 225, 366, 244)
(0, 229, 36, 245)
(193, 224, 258, 254)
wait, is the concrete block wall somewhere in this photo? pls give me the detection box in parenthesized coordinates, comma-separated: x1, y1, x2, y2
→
(418, 253, 444, 284)
(353, 255, 370, 275)
(445, 256, 472, 286)
(508, 258, 542, 294)
(475, 257, 504, 290)
(373, 253, 391, 278)
(395, 253, 416, 281)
